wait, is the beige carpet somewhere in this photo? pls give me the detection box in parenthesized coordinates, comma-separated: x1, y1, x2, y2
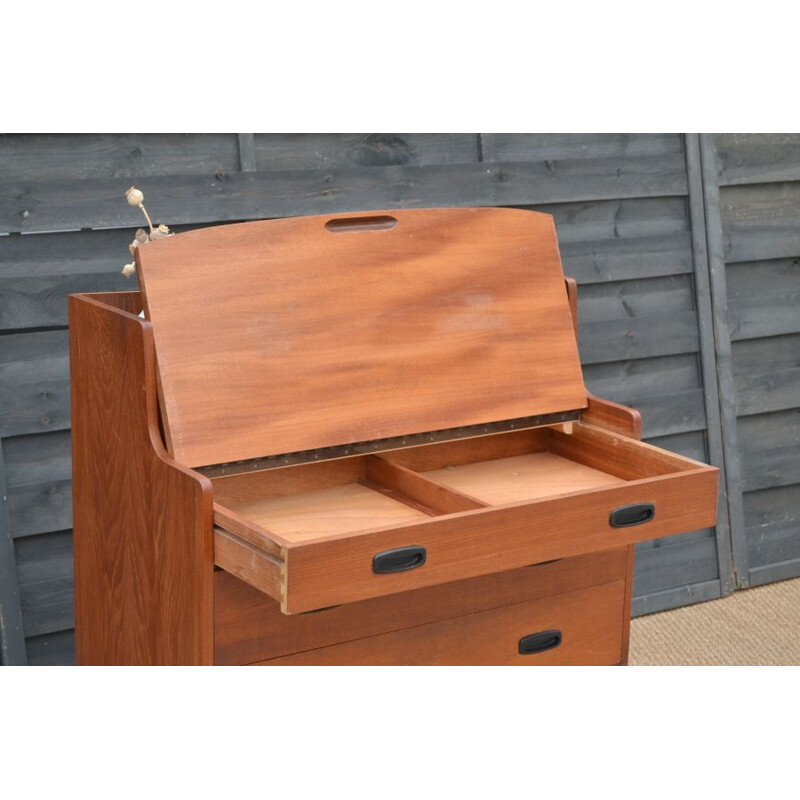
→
(629, 577, 800, 665)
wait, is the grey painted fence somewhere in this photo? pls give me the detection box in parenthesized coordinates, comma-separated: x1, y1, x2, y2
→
(0, 132, 792, 665)
(701, 134, 800, 590)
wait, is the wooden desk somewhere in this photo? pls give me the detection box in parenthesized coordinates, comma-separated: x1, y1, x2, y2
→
(70, 208, 717, 664)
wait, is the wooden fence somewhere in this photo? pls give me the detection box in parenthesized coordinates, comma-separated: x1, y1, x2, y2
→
(1, 133, 797, 665)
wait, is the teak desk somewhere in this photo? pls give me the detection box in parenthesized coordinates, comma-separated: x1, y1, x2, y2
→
(70, 207, 718, 665)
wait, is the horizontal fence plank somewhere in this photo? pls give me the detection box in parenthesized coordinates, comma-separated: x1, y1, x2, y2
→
(745, 519, 800, 570)
(0, 331, 70, 436)
(1, 155, 689, 233)
(0, 133, 240, 181)
(19, 575, 73, 637)
(578, 310, 700, 364)
(735, 368, 800, 417)
(633, 536, 719, 595)
(646, 430, 709, 463)
(747, 559, 800, 587)
(561, 232, 695, 284)
(4, 431, 72, 538)
(637, 390, 707, 438)
(632, 579, 722, 617)
(732, 332, 800, 376)
(715, 133, 800, 186)
(14, 529, 73, 585)
(584, 354, 701, 400)
(725, 257, 800, 298)
(740, 444, 800, 493)
(577, 275, 695, 324)
(737, 408, 800, 453)
(491, 133, 684, 162)
(253, 133, 480, 169)
(25, 628, 74, 666)
(720, 182, 800, 263)
(635, 527, 717, 553)
(726, 258, 800, 341)
(540, 196, 690, 244)
(743, 483, 800, 531)
(728, 302, 800, 342)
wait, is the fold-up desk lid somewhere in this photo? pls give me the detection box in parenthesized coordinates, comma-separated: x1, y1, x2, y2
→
(135, 207, 587, 468)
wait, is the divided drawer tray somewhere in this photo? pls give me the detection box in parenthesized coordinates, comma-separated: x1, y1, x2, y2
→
(213, 422, 718, 614)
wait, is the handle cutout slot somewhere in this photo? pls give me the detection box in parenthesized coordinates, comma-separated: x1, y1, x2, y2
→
(372, 545, 427, 574)
(519, 630, 563, 655)
(609, 502, 655, 528)
(325, 215, 398, 233)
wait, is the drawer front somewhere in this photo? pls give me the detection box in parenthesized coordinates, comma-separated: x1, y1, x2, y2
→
(252, 580, 626, 666)
(215, 548, 628, 665)
(283, 467, 716, 613)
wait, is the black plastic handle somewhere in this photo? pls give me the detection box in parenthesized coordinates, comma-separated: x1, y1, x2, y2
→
(372, 545, 427, 574)
(610, 502, 655, 528)
(519, 630, 563, 655)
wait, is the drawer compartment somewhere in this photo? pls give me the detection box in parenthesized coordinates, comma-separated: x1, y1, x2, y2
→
(213, 422, 717, 613)
(215, 548, 629, 665)
(252, 580, 626, 666)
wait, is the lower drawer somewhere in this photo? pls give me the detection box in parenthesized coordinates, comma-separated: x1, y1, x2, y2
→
(215, 548, 630, 665)
(254, 580, 626, 665)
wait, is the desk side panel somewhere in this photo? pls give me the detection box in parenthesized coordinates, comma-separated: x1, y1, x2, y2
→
(69, 293, 213, 665)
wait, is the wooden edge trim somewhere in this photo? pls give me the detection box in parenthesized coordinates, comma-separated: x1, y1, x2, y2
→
(214, 527, 284, 605)
(365, 456, 488, 514)
(213, 502, 289, 557)
(619, 545, 636, 666)
(581, 394, 643, 440)
(572, 422, 716, 473)
(564, 276, 578, 338)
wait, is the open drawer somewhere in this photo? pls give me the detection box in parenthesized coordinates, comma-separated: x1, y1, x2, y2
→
(212, 422, 718, 614)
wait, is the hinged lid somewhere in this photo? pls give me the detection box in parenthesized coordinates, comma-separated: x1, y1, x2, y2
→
(135, 207, 586, 468)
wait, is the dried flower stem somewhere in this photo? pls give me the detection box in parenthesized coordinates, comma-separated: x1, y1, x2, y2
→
(137, 202, 155, 235)
(121, 187, 173, 277)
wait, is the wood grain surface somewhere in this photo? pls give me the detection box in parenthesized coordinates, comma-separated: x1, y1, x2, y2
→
(134, 207, 586, 467)
(254, 581, 626, 666)
(213, 527, 284, 605)
(229, 482, 430, 541)
(215, 549, 628, 664)
(423, 451, 625, 505)
(69, 293, 214, 664)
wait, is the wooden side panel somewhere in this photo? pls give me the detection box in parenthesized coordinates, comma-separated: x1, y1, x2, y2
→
(69, 293, 214, 665)
(215, 549, 628, 664)
(135, 207, 586, 467)
(581, 395, 642, 439)
(255, 581, 626, 666)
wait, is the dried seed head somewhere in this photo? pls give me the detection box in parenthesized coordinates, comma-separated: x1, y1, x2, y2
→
(135, 228, 149, 244)
(121, 262, 137, 278)
(126, 186, 144, 207)
(149, 223, 172, 241)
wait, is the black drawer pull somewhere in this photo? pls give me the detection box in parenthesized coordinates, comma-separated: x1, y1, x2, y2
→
(372, 545, 427, 574)
(519, 630, 563, 655)
(610, 502, 655, 528)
